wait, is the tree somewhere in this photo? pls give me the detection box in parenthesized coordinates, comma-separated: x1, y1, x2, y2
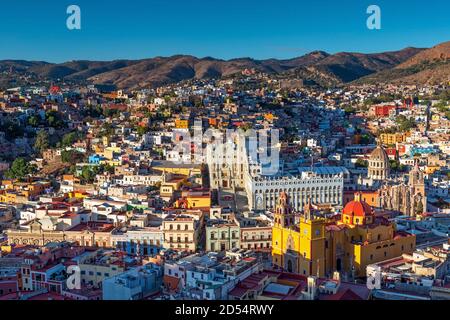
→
(34, 130, 49, 155)
(355, 158, 368, 168)
(28, 115, 40, 127)
(5, 158, 36, 179)
(136, 125, 149, 136)
(61, 150, 84, 164)
(343, 105, 356, 114)
(81, 166, 96, 183)
(61, 132, 79, 147)
(46, 110, 65, 128)
(389, 159, 406, 172)
(396, 115, 416, 132)
(3, 121, 23, 141)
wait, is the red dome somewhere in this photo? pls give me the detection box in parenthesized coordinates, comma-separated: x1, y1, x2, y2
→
(343, 200, 373, 217)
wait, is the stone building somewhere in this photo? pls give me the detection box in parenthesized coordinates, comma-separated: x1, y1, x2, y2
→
(368, 144, 390, 181)
(379, 161, 427, 216)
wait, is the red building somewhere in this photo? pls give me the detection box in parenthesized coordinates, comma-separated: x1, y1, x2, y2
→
(386, 148, 397, 160)
(374, 105, 396, 117)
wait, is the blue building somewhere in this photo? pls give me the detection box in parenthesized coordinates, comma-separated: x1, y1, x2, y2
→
(88, 154, 105, 164)
(410, 146, 437, 156)
(102, 263, 163, 300)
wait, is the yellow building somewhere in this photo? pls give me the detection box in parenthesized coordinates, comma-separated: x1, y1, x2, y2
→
(152, 161, 202, 177)
(162, 212, 203, 253)
(78, 252, 125, 288)
(175, 189, 211, 209)
(175, 119, 189, 129)
(272, 193, 326, 277)
(424, 165, 440, 175)
(272, 192, 416, 278)
(379, 133, 408, 145)
(99, 159, 121, 167)
(0, 180, 51, 204)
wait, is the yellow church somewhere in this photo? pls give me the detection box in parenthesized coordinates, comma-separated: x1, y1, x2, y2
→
(272, 192, 416, 278)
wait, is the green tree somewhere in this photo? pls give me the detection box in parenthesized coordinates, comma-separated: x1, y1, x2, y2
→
(80, 166, 100, 184)
(81, 167, 95, 183)
(3, 121, 23, 141)
(396, 115, 416, 132)
(61, 150, 84, 164)
(61, 132, 79, 147)
(46, 110, 65, 128)
(34, 130, 49, 155)
(355, 158, 368, 168)
(343, 105, 356, 114)
(5, 158, 36, 179)
(28, 115, 40, 127)
(136, 125, 149, 136)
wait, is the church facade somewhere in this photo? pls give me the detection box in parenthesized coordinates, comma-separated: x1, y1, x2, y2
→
(379, 162, 427, 216)
(271, 192, 416, 278)
(358, 144, 427, 217)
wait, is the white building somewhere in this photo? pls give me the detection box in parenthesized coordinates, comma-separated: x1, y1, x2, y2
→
(245, 166, 348, 211)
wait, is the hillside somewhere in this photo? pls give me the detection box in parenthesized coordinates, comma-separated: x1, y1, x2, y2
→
(0, 44, 444, 89)
(355, 42, 450, 85)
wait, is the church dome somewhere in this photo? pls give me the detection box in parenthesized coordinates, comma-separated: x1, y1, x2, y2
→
(368, 144, 390, 181)
(343, 200, 373, 217)
(370, 145, 389, 163)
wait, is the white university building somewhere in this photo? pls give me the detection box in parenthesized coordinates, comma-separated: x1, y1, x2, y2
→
(205, 129, 349, 212)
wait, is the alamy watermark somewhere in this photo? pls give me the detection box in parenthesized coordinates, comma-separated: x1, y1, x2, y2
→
(367, 5, 381, 30)
(66, 265, 81, 290)
(67, 5, 81, 30)
(366, 266, 382, 290)
(171, 120, 280, 175)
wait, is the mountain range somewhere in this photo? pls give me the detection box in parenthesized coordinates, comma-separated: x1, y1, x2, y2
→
(1, 41, 449, 89)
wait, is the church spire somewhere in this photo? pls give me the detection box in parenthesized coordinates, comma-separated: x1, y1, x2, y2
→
(274, 192, 294, 228)
(304, 197, 313, 220)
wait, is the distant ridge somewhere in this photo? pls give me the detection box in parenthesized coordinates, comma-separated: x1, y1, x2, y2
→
(354, 41, 450, 85)
(2, 43, 448, 89)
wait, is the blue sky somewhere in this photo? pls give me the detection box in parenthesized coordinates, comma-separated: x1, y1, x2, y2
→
(0, 0, 449, 62)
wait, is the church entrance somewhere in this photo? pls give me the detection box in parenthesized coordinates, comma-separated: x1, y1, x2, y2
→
(287, 260, 293, 273)
(336, 258, 342, 271)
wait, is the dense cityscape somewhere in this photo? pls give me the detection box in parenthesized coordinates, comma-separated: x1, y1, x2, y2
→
(1, 60, 449, 301)
(0, 1, 449, 303)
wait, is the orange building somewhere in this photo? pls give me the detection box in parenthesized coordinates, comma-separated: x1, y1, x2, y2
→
(343, 190, 379, 207)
